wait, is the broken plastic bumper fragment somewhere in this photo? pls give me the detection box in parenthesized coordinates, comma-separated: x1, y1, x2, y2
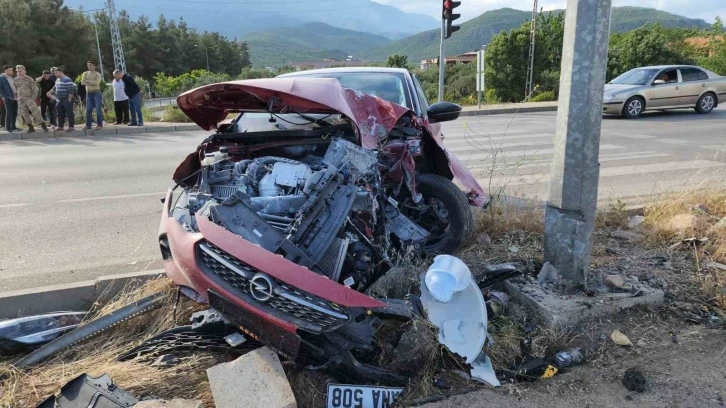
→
(424, 255, 472, 302)
(420, 256, 487, 364)
(0, 311, 86, 353)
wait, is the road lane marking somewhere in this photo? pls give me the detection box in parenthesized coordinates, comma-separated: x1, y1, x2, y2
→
(0, 203, 29, 208)
(656, 138, 690, 145)
(459, 144, 625, 162)
(607, 133, 657, 139)
(481, 160, 726, 187)
(57, 192, 166, 203)
(466, 152, 673, 172)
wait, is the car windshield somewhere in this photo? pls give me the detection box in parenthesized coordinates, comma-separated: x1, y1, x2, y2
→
(293, 72, 412, 109)
(609, 68, 660, 85)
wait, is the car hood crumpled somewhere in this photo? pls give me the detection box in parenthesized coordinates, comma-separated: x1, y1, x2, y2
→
(177, 77, 412, 149)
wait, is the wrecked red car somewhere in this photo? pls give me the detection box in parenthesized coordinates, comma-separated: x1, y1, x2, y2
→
(159, 68, 487, 382)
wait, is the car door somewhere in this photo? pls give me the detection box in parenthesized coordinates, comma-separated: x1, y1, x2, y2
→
(678, 67, 709, 106)
(644, 68, 681, 109)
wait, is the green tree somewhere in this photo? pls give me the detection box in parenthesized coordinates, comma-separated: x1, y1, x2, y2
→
(484, 12, 564, 102)
(386, 54, 409, 68)
(607, 24, 690, 80)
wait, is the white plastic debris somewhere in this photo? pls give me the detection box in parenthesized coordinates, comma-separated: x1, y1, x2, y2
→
(470, 352, 500, 387)
(424, 255, 472, 302)
(420, 256, 487, 364)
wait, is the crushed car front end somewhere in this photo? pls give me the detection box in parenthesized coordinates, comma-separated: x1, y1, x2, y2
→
(159, 77, 483, 382)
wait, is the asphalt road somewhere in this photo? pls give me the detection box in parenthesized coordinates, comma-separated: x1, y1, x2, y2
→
(1, 107, 725, 291)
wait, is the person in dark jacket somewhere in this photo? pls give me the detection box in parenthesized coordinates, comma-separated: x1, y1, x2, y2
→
(114, 70, 143, 126)
(0, 65, 18, 132)
(36, 69, 57, 126)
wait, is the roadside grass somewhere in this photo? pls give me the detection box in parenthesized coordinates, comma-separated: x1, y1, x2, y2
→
(0, 279, 215, 408)
(159, 105, 193, 123)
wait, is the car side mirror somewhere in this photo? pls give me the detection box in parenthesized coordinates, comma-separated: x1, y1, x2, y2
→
(652, 79, 665, 85)
(427, 101, 461, 123)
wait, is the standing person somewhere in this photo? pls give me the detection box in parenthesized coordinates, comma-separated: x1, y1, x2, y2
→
(112, 71, 129, 124)
(36, 69, 57, 127)
(81, 61, 103, 129)
(0, 98, 5, 130)
(115, 70, 143, 126)
(0, 65, 18, 132)
(14, 65, 48, 132)
(47, 67, 76, 132)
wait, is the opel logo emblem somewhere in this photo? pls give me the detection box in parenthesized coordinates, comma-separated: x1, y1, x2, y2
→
(250, 274, 274, 302)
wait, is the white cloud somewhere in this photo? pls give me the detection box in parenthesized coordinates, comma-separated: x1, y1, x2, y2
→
(372, 0, 724, 24)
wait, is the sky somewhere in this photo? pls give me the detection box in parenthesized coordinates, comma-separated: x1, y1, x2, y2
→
(374, 0, 726, 24)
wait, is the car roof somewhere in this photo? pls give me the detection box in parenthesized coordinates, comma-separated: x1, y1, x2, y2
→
(637, 65, 704, 70)
(278, 67, 410, 77)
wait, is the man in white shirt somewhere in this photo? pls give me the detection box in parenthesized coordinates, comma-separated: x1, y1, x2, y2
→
(112, 74, 129, 124)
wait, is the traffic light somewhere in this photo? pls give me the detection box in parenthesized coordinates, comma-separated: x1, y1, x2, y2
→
(442, 0, 461, 39)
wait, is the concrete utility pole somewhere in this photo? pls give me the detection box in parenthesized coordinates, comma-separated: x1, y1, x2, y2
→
(524, 0, 539, 100)
(438, 18, 445, 101)
(544, 0, 613, 287)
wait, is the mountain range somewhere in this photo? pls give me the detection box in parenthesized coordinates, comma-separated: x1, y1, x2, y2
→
(64, 0, 438, 40)
(358, 7, 713, 64)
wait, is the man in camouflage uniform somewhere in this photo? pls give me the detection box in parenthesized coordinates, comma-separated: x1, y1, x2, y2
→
(14, 65, 48, 132)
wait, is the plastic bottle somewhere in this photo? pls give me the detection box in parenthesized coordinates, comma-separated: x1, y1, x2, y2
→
(554, 348, 583, 368)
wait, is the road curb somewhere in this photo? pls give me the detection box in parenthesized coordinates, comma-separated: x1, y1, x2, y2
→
(0, 270, 165, 319)
(460, 104, 558, 116)
(0, 124, 202, 142)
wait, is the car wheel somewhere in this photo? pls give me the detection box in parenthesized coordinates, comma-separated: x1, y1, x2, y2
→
(622, 96, 644, 118)
(399, 174, 474, 254)
(695, 93, 716, 114)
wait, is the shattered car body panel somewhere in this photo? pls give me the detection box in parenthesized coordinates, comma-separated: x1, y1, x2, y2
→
(177, 78, 410, 149)
(162, 74, 486, 382)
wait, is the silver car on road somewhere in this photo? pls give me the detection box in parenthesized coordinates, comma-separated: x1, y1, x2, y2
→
(602, 65, 726, 118)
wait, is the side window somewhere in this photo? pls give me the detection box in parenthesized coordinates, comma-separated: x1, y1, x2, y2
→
(412, 74, 430, 116)
(655, 69, 678, 84)
(681, 68, 707, 82)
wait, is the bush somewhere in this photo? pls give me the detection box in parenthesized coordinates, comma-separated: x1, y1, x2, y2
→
(530, 90, 557, 102)
(160, 106, 191, 123)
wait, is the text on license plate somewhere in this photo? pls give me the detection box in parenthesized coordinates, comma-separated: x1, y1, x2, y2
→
(326, 384, 403, 408)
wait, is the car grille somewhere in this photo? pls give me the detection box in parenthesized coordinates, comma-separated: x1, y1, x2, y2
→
(196, 241, 350, 332)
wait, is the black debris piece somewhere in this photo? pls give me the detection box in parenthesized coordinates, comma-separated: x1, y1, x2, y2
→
(622, 367, 646, 393)
(35, 373, 138, 408)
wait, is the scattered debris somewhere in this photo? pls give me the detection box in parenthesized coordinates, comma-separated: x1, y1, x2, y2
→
(486, 291, 509, 317)
(537, 262, 559, 284)
(610, 329, 633, 346)
(17, 292, 167, 368)
(326, 384, 403, 408)
(704, 260, 726, 271)
(424, 255, 472, 303)
(611, 229, 644, 242)
(151, 354, 181, 368)
(604, 274, 626, 289)
(507, 358, 555, 381)
(622, 367, 646, 392)
(627, 215, 645, 228)
(420, 257, 488, 364)
(540, 365, 559, 379)
(0, 311, 86, 353)
(508, 246, 520, 253)
(206, 347, 297, 408)
(476, 232, 492, 246)
(135, 400, 203, 408)
(553, 348, 583, 368)
(469, 352, 500, 387)
(691, 203, 710, 215)
(35, 373, 138, 408)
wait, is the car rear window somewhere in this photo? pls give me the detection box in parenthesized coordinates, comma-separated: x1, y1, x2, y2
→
(680, 68, 708, 82)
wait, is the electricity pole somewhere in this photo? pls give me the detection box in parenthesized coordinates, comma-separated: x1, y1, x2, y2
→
(525, 0, 538, 100)
(105, 0, 126, 72)
(93, 17, 104, 79)
(438, 19, 445, 101)
(544, 0, 613, 287)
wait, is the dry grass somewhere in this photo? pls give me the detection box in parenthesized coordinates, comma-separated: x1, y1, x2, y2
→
(0, 278, 214, 408)
(474, 196, 544, 238)
(642, 189, 726, 308)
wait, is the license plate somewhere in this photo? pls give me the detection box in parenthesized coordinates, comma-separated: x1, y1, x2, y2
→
(326, 384, 403, 408)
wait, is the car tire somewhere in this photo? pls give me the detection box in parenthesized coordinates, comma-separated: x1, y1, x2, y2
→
(399, 174, 474, 254)
(622, 96, 644, 119)
(695, 92, 716, 114)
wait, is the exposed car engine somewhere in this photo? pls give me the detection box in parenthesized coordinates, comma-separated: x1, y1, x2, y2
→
(172, 138, 429, 291)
